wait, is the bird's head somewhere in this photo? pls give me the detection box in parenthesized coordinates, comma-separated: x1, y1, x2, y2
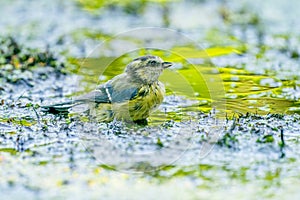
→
(125, 55, 172, 84)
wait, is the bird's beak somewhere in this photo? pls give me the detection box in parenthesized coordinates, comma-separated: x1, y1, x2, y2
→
(162, 62, 172, 69)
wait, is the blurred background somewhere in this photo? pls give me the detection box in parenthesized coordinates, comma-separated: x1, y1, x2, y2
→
(1, 0, 300, 114)
(1, 0, 300, 199)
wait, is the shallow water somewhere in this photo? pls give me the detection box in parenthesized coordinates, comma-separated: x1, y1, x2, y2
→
(1, 0, 300, 199)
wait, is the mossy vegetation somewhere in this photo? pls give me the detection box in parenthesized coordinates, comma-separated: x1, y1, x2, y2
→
(0, 0, 300, 199)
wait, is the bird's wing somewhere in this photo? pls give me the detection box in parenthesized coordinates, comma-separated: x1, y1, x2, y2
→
(110, 86, 139, 103)
(74, 87, 111, 103)
(75, 82, 139, 104)
(42, 81, 139, 115)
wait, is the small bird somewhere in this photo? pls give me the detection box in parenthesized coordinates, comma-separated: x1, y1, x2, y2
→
(42, 55, 172, 124)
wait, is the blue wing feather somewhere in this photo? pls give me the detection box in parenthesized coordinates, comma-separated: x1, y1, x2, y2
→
(71, 82, 139, 104)
(111, 87, 138, 103)
(42, 81, 139, 114)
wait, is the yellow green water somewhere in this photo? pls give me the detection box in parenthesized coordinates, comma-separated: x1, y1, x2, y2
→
(70, 47, 299, 123)
(1, 0, 300, 199)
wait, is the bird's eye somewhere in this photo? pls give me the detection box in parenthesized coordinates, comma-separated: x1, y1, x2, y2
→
(149, 60, 157, 66)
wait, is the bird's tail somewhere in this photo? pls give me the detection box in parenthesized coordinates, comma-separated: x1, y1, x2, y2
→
(41, 101, 82, 114)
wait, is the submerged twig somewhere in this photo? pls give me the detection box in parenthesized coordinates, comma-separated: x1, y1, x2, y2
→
(32, 106, 41, 125)
(279, 128, 285, 158)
